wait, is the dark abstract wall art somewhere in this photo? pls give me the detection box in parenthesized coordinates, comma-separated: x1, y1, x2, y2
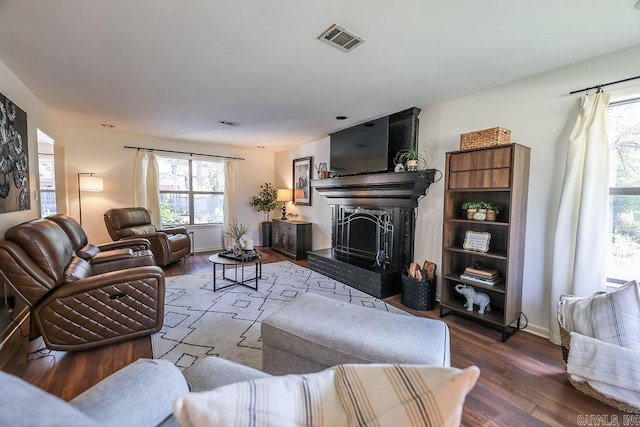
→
(0, 93, 30, 213)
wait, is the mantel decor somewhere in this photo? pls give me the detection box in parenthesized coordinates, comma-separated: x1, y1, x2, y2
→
(0, 92, 30, 213)
(293, 156, 312, 206)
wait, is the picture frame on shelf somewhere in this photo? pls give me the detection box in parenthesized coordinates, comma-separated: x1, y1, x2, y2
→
(293, 156, 313, 206)
(463, 231, 491, 252)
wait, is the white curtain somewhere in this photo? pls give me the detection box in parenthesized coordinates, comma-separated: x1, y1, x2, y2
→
(133, 151, 148, 206)
(549, 92, 611, 344)
(132, 150, 161, 228)
(223, 159, 236, 248)
(147, 153, 161, 228)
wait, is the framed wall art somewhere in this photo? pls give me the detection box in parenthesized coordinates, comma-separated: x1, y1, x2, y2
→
(293, 156, 312, 206)
(0, 93, 30, 213)
(463, 231, 491, 252)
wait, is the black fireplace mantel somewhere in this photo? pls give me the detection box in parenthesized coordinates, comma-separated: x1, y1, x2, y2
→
(311, 170, 436, 208)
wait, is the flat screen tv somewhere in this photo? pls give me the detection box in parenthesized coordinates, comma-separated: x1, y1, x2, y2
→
(330, 116, 389, 176)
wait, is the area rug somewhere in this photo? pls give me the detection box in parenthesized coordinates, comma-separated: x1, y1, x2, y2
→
(152, 260, 406, 370)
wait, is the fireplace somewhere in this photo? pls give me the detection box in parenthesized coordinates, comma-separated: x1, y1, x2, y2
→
(309, 170, 435, 298)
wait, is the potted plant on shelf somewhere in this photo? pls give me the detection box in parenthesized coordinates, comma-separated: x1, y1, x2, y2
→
(462, 201, 481, 220)
(486, 203, 500, 221)
(249, 182, 278, 247)
(393, 147, 433, 172)
(225, 220, 251, 254)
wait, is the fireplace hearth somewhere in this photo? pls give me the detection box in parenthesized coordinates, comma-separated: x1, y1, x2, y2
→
(309, 170, 435, 298)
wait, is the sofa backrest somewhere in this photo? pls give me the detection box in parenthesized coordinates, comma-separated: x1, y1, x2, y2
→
(104, 207, 156, 240)
(47, 214, 88, 251)
(0, 219, 75, 305)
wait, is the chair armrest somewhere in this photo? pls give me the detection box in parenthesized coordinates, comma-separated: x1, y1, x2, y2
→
(97, 238, 151, 252)
(182, 356, 271, 392)
(162, 226, 188, 236)
(70, 359, 188, 427)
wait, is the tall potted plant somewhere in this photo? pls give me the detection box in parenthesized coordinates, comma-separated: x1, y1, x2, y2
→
(249, 183, 278, 247)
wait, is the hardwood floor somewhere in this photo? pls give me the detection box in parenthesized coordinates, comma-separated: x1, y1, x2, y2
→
(2, 250, 629, 424)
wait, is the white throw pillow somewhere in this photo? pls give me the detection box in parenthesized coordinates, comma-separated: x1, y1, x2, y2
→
(560, 280, 640, 351)
(173, 364, 480, 427)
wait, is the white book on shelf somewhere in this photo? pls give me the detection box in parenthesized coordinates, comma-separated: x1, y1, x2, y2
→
(459, 273, 502, 286)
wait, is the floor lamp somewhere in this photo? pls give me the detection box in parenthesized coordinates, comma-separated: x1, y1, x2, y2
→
(78, 172, 103, 226)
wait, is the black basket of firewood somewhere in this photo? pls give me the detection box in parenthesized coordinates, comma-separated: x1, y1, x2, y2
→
(401, 261, 437, 311)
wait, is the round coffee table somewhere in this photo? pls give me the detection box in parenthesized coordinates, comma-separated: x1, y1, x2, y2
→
(208, 251, 269, 291)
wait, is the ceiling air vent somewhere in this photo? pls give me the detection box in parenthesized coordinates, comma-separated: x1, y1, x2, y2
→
(218, 120, 240, 127)
(318, 24, 364, 52)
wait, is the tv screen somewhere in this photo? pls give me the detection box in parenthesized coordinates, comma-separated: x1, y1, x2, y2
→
(330, 116, 389, 176)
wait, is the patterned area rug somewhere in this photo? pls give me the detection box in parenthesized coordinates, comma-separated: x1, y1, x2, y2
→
(152, 260, 406, 370)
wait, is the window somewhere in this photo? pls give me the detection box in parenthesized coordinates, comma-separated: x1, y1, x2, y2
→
(37, 129, 57, 217)
(606, 98, 640, 284)
(157, 157, 225, 226)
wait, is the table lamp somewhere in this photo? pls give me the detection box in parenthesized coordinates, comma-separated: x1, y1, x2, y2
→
(276, 189, 293, 220)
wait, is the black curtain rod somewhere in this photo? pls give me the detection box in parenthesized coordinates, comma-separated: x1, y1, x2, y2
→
(569, 74, 640, 95)
(123, 145, 245, 161)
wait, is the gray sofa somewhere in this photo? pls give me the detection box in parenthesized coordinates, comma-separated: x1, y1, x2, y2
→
(0, 357, 269, 427)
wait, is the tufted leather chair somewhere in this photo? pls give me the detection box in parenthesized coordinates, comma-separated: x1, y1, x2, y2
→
(103, 207, 191, 267)
(47, 214, 156, 274)
(0, 218, 165, 351)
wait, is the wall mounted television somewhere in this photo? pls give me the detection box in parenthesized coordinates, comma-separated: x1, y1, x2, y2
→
(330, 116, 389, 177)
(329, 107, 420, 177)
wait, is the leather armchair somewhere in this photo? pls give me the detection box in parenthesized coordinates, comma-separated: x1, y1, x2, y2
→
(103, 207, 191, 267)
(47, 213, 156, 274)
(0, 218, 165, 351)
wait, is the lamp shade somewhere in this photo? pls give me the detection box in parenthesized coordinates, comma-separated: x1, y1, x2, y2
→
(276, 188, 293, 202)
(79, 175, 104, 192)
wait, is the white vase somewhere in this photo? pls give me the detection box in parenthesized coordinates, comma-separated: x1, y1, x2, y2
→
(406, 159, 419, 171)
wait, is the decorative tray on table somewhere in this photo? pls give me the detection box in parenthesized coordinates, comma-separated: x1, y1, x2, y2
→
(218, 250, 260, 261)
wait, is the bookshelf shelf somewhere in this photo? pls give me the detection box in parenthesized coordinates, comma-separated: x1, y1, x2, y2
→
(440, 144, 530, 342)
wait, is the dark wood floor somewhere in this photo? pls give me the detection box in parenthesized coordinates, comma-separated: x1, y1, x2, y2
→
(2, 249, 629, 425)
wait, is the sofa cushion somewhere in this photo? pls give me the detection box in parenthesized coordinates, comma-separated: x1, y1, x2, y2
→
(262, 292, 450, 375)
(173, 364, 480, 427)
(63, 256, 92, 282)
(77, 243, 101, 260)
(0, 371, 100, 427)
(5, 218, 75, 285)
(560, 280, 640, 351)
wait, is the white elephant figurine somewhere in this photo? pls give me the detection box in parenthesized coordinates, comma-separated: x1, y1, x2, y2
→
(455, 284, 491, 314)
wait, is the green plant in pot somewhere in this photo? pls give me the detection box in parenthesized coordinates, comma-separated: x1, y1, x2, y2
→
(225, 220, 251, 254)
(462, 201, 482, 220)
(393, 147, 433, 171)
(249, 182, 278, 247)
(485, 203, 500, 221)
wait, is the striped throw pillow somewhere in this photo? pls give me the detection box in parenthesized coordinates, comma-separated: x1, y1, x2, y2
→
(173, 364, 479, 427)
(334, 364, 480, 427)
(560, 280, 640, 351)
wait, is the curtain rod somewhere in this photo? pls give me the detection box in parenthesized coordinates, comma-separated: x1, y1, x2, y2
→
(569, 74, 640, 95)
(123, 145, 244, 161)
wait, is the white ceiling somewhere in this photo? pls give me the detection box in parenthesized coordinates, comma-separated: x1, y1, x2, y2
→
(0, 0, 639, 152)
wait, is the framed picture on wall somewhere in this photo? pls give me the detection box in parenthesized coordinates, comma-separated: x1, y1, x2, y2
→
(293, 156, 313, 206)
(0, 92, 30, 213)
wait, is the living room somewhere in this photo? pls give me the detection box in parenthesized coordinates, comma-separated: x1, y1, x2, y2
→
(1, 1, 639, 425)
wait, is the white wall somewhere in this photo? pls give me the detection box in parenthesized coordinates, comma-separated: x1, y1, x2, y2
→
(63, 127, 275, 249)
(280, 43, 640, 339)
(274, 138, 332, 250)
(0, 58, 65, 236)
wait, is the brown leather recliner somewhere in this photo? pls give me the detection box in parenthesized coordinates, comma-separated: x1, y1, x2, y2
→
(103, 207, 191, 267)
(47, 213, 157, 274)
(0, 218, 165, 351)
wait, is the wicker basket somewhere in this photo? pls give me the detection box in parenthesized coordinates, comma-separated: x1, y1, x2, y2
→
(460, 127, 511, 150)
(558, 321, 640, 413)
(401, 272, 436, 311)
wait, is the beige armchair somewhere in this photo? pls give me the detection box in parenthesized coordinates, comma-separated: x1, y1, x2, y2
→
(103, 207, 191, 267)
